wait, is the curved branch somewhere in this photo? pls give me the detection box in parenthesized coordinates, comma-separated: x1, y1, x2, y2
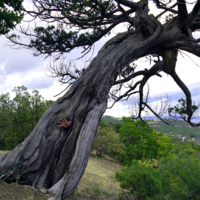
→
(143, 103, 174, 125)
(191, 0, 200, 17)
(137, 61, 165, 118)
(108, 81, 141, 108)
(6, 21, 121, 59)
(114, 70, 146, 85)
(169, 39, 200, 57)
(116, 0, 138, 10)
(170, 71, 193, 121)
(109, 61, 164, 111)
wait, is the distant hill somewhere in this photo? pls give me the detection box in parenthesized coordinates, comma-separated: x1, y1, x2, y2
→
(102, 115, 122, 124)
(102, 115, 200, 140)
(148, 119, 200, 140)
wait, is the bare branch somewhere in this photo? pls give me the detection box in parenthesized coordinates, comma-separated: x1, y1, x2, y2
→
(47, 60, 80, 84)
(156, 3, 178, 19)
(144, 102, 174, 125)
(153, 0, 178, 14)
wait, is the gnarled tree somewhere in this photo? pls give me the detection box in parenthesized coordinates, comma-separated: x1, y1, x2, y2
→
(1, 0, 200, 199)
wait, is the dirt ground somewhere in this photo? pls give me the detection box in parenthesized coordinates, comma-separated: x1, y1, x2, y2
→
(0, 151, 124, 200)
(0, 182, 54, 200)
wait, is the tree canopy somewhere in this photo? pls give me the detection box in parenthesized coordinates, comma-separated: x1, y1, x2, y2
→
(0, 0, 24, 35)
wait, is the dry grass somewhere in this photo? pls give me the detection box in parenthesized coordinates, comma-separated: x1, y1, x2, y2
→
(75, 153, 123, 199)
(0, 150, 8, 156)
(0, 150, 125, 200)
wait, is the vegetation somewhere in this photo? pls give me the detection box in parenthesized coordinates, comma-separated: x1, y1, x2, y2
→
(119, 117, 159, 165)
(0, 86, 54, 150)
(91, 116, 200, 199)
(114, 118, 200, 200)
(92, 125, 124, 157)
(102, 115, 200, 141)
(102, 115, 122, 124)
(116, 160, 162, 200)
(1, 97, 200, 199)
(148, 119, 200, 141)
(0, 0, 24, 35)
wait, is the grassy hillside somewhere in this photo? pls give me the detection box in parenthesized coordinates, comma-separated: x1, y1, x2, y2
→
(102, 115, 200, 141)
(102, 115, 122, 124)
(0, 151, 124, 200)
(148, 119, 200, 140)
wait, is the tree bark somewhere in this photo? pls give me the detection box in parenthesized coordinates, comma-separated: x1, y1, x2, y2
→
(0, 22, 182, 199)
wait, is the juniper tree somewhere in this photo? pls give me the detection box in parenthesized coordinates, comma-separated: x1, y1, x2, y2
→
(1, 1, 200, 200)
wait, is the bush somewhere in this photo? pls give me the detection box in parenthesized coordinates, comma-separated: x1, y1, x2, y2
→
(92, 126, 124, 157)
(160, 153, 200, 200)
(116, 160, 162, 200)
(119, 117, 159, 165)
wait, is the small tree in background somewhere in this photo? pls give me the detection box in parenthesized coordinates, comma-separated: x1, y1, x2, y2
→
(119, 117, 159, 165)
(92, 125, 124, 157)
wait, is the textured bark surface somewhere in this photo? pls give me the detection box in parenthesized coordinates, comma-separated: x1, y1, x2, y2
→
(0, 19, 196, 200)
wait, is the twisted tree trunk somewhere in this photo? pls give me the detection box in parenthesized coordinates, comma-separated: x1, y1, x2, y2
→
(0, 21, 182, 199)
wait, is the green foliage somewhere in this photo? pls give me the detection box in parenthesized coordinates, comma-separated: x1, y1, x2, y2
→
(119, 117, 158, 165)
(99, 119, 107, 129)
(116, 117, 200, 200)
(160, 154, 200, 200)
(0, 0, 24, 35)
(157, 133, 174, 158)
(165, 13, 176, 22)
(116, 153, 200, 200)
(116, 160, 162, 200)
(102, 115, 122, 124)
(92, 126, 124, 157)
(121, 63, 136, 78)
(0, 86, 54, 150)
(171, 140, 200, 158)
(168, 98, 199, 120)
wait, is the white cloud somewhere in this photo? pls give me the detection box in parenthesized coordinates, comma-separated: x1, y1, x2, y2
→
(105, 101, 130, 118)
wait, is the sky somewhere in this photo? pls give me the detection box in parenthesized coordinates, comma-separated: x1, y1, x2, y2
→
(0, 0, 200, 119)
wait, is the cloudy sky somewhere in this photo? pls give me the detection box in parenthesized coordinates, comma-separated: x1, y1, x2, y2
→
(0, 0, 200, 119)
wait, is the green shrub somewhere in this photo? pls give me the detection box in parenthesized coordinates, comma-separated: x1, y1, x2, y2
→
(92, 126, 124, 157)
(119, 117, 159, 165)
(116, 160, 162, 200)
(160, 153, 200, 200)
